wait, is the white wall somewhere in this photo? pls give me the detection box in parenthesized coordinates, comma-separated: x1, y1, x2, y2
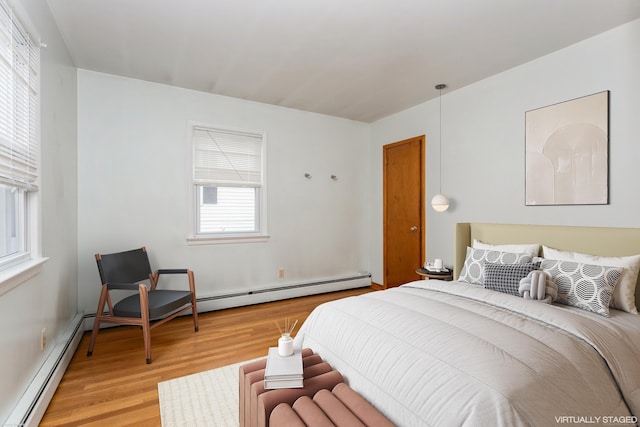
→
(77, 71, 370, 315)
(369, 18, 640, 284)
(0, 0, 78, 422)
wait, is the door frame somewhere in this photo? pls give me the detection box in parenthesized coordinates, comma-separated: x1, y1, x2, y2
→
(382, 135, 425, 289)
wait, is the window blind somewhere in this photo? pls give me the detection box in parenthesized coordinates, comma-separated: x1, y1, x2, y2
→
(0, 0, 39, 191)
(192, 126, 263, 187)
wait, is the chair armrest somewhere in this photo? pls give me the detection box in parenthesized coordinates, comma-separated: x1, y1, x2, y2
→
(156, 269, 189, 275)
(152, 269, 195, 294)
(107, 283, 142, 291)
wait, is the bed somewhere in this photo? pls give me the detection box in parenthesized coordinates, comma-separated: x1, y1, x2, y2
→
(296, 223, 640, 426)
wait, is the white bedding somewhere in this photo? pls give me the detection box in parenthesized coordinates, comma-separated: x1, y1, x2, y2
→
(297, 280, 640, 426)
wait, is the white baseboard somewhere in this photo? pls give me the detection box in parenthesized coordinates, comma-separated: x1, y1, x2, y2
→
(6, 313, 84, 427)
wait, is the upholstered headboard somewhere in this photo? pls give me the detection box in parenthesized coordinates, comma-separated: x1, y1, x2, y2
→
(455, 222, 640, 309)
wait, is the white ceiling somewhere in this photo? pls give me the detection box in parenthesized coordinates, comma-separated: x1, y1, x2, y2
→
(45, 0, 640, 123)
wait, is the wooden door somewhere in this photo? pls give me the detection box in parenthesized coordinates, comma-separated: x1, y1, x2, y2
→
(383, 136, 425, 288)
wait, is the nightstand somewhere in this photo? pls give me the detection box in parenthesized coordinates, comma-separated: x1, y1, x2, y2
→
(415, 267, 453, 281)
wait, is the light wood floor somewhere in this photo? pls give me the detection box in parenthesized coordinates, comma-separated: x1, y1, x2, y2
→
(39, 287, 372, 426)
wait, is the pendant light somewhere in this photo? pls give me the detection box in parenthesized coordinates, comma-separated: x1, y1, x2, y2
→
(431, 83, 450, 212)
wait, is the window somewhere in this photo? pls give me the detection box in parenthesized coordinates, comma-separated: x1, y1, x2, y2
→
(189, 123, 267, 244)
(0, 0, 40, 272)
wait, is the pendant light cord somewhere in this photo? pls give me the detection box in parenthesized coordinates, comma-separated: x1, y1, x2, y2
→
(439, 87, 442, 193)
(436, 84, 446, 194)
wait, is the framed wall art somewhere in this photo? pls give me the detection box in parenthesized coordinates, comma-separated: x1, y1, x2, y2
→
(525, 90, 609, 206)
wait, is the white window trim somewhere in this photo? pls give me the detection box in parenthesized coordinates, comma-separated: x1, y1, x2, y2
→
(0, 0, 44, 289)
(0, 184, 46, 295)
(186, 234, 269, 245)
(186, 121, 269, 245)
(0, 256, 48, 296)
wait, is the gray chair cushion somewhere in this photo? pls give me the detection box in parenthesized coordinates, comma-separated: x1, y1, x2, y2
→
(114, 290, 193, 319)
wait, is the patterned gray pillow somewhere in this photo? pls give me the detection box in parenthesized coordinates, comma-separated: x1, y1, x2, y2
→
(540, 259, 623, 317)
(483, 262, 539, 296)
(458, 247, 533, 285)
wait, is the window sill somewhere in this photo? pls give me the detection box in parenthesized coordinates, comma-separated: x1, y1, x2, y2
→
(0, 257, 49, 297)
(187, 234, 270, 245)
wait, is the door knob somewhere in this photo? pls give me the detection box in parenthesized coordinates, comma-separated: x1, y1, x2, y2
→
(410, 226, 418, 232)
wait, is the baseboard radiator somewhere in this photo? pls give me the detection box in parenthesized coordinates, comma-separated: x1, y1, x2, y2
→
(6, 313, 84, 427)
(194, 273, 372, 313)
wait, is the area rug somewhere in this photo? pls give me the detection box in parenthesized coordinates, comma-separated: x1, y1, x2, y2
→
(158, 358, 263, 427)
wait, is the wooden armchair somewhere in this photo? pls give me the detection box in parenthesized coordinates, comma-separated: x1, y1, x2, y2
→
(87, 247, 199, 364)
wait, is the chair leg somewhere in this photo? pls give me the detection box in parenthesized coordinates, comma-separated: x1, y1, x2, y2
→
(192, 306, 199, 332)
(142, 323, 152, 364)
(139, 284, 152, 364)
(188, 270, 199, 332)
(87, 285, 109, 357)
(193, 308, 199, 332)
(87, 320, 100, 357)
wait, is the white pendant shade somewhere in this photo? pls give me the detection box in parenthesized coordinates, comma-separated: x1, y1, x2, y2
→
(431, 193, 450, 212)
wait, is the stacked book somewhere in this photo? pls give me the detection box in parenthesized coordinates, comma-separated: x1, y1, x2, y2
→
(264, 347, 303, 389)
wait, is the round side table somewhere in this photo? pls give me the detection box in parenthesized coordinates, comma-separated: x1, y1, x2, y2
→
(415, 267, 453, 281)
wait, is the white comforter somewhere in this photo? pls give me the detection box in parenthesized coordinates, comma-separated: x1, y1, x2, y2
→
(297, 280, 640, 426)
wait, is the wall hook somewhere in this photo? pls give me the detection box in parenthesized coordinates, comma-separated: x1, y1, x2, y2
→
(304, 173, 312, 179)
(331, 175, 338, 181)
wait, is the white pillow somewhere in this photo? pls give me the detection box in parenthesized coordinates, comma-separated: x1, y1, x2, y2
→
(542, 245, 640, 314)
(459, 246, 533, 285)
(473, 239, 540, 259)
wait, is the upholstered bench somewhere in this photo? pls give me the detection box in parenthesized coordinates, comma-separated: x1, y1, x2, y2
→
(269, 383, 395, 427)
(239, 348, 344, 427)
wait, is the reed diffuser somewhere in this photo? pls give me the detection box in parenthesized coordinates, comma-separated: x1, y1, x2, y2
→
(275, 317, 298, 356)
